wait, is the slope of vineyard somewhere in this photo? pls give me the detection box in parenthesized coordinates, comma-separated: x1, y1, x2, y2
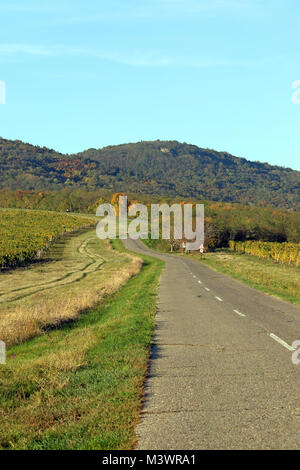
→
(229, 240, 300, 266)
(0, 209, 94, 268)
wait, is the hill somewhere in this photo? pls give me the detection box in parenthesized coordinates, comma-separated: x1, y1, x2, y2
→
(0, 137, 299, 210)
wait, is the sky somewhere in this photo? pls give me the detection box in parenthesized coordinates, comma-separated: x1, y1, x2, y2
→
(0, 0, 300, 170)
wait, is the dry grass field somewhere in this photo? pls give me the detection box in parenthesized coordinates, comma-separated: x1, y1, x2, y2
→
(0, 228, 142, 347)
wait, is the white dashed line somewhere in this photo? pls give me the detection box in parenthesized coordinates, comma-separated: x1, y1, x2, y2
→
(198, 280, 202, 284)
(234, 309, 246, 317)
(268, 333, 296, 352)
(215, 296, 223, 302)
(204, 287, 211, 292)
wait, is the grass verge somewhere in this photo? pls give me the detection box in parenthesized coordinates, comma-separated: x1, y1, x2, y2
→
(194, 250, 300, 305)
(0, 240, 164, 450)
(141, 239, 300, 305)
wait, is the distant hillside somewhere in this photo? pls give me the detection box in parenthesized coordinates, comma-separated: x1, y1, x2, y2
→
(0, 137, 299, 210)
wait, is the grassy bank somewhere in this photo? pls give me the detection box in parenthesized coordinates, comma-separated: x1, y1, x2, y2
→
(0, 239, 163, 450)
(196, 251, 300, 305)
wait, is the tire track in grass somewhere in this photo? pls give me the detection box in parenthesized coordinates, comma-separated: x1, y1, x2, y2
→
(0, 235, 106, 304)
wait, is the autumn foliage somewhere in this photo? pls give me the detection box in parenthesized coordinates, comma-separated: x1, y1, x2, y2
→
(0, 210, 94, 269)
(229, 240, 300, 266)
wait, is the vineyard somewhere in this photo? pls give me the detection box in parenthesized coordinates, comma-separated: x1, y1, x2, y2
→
(0, 209, 94, 268)
(229, 240, 300, 267)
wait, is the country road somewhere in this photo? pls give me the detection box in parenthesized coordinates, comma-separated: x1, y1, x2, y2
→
(123, 239, 300, 450)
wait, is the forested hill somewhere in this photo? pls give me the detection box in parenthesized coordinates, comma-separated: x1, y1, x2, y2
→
(1, 137, 299, 210)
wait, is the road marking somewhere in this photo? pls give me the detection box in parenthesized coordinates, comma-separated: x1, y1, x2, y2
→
(205, 287, 210, 292)
(268, 333, 296, 352)
(198, 280, 202, 284)
(234, 309, 246, 317)
(193, 275, 196, 278)
(215, 296, 223, 302)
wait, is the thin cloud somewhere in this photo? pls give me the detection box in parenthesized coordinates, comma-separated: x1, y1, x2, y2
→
(159, 0, 254, 9)
(0, 43, 169, 65)
(0, 44, 56, 56)
(64, 0, 257, 24)
(0, 43, 273, 68)
(0, 2, 63, 13)
(0, 0, 260, 24)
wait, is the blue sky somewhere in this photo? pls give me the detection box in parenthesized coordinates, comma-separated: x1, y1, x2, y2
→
(0, 0, 300, 170)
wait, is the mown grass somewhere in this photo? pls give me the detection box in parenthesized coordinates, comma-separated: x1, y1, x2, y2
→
(0, 240, 164, 450)
(0, 230, 142, 347)
(196, 251, 300, 305)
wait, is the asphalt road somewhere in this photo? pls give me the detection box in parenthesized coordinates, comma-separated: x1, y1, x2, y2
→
(123, 238, 300, 450)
